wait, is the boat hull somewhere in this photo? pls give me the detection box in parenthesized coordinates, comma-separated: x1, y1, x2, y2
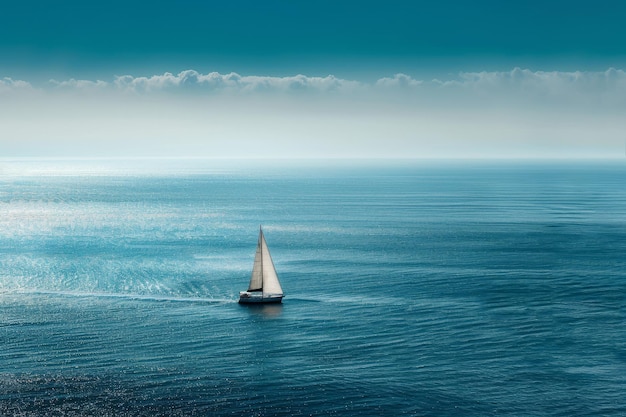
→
(238, 291, 283, 304)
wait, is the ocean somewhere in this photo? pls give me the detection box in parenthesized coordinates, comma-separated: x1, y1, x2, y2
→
(1, 159, 625, 416)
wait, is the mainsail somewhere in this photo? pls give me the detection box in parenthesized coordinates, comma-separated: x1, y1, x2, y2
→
(247, 228, 283, 296)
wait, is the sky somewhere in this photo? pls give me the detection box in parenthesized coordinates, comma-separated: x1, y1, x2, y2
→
(1, 0, 626, 159)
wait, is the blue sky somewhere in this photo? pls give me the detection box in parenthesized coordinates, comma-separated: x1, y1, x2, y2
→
(3, 0, 626, 77)
(1, 1, 626, 158)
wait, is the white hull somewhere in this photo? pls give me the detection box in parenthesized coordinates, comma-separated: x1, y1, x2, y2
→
(239, 291, 283, 304)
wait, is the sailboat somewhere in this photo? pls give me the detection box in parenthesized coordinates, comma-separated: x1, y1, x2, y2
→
(239, 227, 284, 304)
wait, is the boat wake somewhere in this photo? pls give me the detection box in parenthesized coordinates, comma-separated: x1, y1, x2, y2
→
(2, 289, 236, 304)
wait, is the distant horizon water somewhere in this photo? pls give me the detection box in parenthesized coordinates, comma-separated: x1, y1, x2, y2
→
(2, 157, 625, 183)
(1, 159, 625, 415)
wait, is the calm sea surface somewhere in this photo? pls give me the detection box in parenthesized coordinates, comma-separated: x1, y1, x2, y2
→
(1, 159, 625, 416)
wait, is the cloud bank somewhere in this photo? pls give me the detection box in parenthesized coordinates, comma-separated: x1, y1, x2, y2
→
(1, 69, 625, 159)
(0, 68, 620, 94)
(2, 68, 625, 108)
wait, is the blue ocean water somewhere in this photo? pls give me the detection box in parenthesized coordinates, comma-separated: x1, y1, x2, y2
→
(1, 159, 625, 416)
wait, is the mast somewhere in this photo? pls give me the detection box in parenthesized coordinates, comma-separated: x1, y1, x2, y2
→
(260, 225, 264, 290)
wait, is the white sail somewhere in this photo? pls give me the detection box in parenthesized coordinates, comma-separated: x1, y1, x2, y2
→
(247, 235, 263, 291)
(260, 231, 283, 296)
(246, 228, 283, 296)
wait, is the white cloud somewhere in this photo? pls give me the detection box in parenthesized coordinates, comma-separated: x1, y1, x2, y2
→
(49, 78, 109, 90)
(112, 70, 362, 94)
(454, 68, 626, 91)
(375, 73, 422, 88)
(431, 68, 626, 107)
(0, 77, 33, 94)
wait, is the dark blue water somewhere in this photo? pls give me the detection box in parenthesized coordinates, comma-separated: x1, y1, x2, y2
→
(1, 159, 625, 416)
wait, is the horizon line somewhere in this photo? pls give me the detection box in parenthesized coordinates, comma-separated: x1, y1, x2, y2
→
(1, 155, 624, 162)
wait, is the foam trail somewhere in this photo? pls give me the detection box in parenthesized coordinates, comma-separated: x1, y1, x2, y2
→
(6, 289, 237, 304)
